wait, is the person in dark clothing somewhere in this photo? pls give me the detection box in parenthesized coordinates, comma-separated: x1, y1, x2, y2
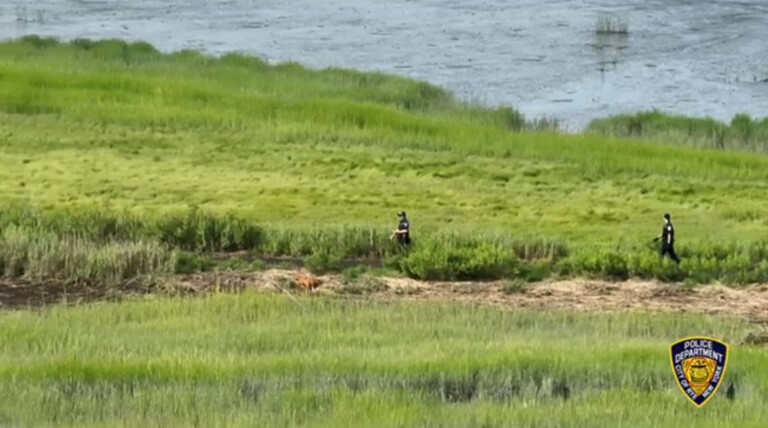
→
(654, 213, 680, 264)
(391, 211, 411, 249)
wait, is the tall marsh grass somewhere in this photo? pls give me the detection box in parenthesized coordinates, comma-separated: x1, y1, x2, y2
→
(0, 293, 764, 427)
(0, 225, 175, 286)
(595, 17, 629, 35)
(3, 205, 768, 285)
(588, 110, 768, 152)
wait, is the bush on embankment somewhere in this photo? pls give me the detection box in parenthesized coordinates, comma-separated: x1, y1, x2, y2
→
(587, 110, 768, 152)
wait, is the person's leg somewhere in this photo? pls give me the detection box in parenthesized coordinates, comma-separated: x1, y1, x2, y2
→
(669, 245, 681, 264)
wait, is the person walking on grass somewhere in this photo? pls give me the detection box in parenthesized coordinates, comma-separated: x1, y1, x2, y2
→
(654, 213, 680, 264)
(391, 211, 411, 250)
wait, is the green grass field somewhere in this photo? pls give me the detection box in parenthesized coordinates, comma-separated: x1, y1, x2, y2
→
(3, 36, 768, 284)
(2, 35, 768, 427)
(2, 36, 768, 242)
(0, 293, 765, 428)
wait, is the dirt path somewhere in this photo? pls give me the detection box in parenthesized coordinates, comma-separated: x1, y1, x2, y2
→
(3, 270, 768, 325)
(169, 270, 768, 325)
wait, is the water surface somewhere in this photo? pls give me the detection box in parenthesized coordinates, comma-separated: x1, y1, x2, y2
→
(2, 0, 767, 129)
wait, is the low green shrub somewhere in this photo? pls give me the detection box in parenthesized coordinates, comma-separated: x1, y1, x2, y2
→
(304, 251, 343, 275)
(155, 206, 266, 252)
(500, 279, 530, 294)
(397, 240, 519, 281)
(340, 274, 388, 294)
(341, 265, 371, 283)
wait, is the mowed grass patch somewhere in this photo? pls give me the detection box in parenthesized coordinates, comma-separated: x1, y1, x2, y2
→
(0, 293, 765, 427)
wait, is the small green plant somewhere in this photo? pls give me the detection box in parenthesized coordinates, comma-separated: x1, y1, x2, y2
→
(519, 261, 551, 282)
(681, 278, 698, 292)
(249, 259, 268, 271)
(340, 274, 388, 295)
(275, 276, 297, 290)
(304, 251, 343, 275)
(215, 257, 251, 271)
(175, 251, 216, 274)
(341, 265, 371, 283)
(501, 279, 530, 294)
(525, 116, 562, 132)
(275, 261, 297, 270)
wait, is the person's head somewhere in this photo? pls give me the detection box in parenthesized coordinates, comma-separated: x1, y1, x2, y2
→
(397, 211, 406, 219)
(663, 213, 671, 223)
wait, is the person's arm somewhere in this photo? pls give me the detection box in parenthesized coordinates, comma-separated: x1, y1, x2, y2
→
(393, 221, 409, 235)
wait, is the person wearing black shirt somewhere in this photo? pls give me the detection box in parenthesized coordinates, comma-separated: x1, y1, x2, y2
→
(654, 213, 680, 264)
(391, 211, 411, 249)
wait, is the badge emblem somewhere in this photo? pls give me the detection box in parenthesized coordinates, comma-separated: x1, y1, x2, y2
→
(670, 337, 729, 407)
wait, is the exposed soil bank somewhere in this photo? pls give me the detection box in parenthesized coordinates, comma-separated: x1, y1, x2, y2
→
(3, 270, 768, 327)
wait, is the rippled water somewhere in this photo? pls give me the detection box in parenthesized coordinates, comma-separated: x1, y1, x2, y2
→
(2, 0, 768, 129)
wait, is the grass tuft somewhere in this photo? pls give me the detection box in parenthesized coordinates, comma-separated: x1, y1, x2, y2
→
(595, 16, 629, 35)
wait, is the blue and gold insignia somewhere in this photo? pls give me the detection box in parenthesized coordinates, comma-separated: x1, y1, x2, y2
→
(670, 336, 729, 407)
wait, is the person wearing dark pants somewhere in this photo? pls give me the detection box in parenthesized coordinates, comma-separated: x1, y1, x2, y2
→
(654, 213, 680, 264)
(391, 211, 411, 251)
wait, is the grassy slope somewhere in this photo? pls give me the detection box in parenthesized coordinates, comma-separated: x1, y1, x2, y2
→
(2, 36, 768, 248)
(0, 293, 765, 427)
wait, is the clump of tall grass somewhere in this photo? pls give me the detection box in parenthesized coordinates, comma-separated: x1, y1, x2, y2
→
(389, 234, 566, 281)
(555, 241, 768, 285)
(587, 110, 768, 152)
(0, 225, 175, 286)
(525, 116, 562, 132)
(261, 226, 392, 259)
(595, 16, 629, 35)
(14, 6, 45, 24)
(0, 205, 266, 254)
(155, 206, 266, 252)
(394, 241, 519, 281)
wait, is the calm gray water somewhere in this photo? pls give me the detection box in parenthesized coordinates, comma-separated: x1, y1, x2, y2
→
(2, 0, 768, 130)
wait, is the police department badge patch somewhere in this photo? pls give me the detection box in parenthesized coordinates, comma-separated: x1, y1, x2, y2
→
(670, 337, 729, 407)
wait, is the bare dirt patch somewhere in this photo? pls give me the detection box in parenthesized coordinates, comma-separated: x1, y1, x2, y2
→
(166, 270, 768, 324)
(3, 270, 768, 325)
(0, 277, 155, 308)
